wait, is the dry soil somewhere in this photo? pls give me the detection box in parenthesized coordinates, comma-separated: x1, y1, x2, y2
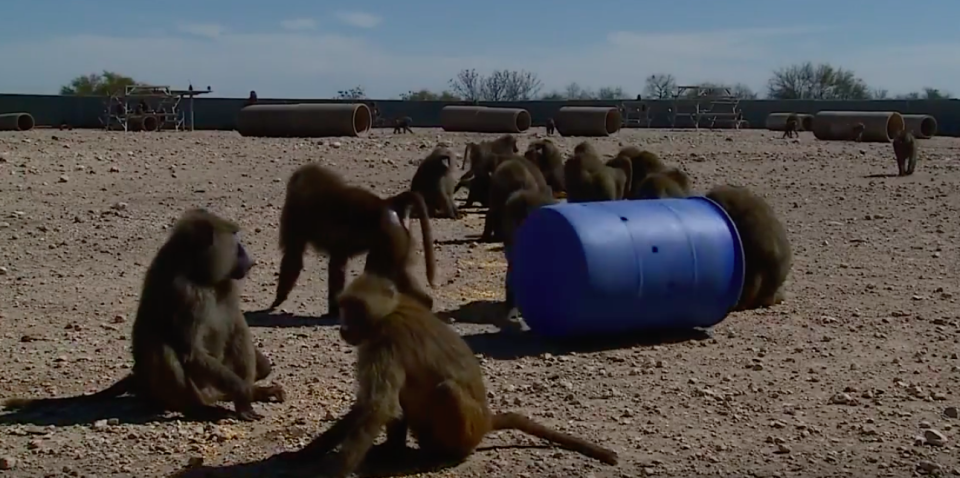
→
(0, 127, 958, 478)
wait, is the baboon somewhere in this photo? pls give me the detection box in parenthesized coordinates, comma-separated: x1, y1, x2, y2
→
(455, 135, 520, 208)
(393, 116, 414, 134)
(782, 114, 799, 139)
(3, 209, 284, 420)
(481, 155, 551, 243)
(893, 129, 918, 176)
(269, 163, 437, 317)
(850, 122, 865, 142)
(245, 91, 258, 107)
(607, 145, 667, 198)
(500, 189, 556, 327)
(565, 141, 632, 202)
(523, 138, 566, 195)
(546, 117, 556, 135)
(706, 185, 792, 311)
(410, 146, 459, 219)
(279, 273, 619, 477)
(634, 168, 691, 199)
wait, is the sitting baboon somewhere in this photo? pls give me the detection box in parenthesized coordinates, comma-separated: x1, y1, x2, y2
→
(4, 209, 284, 420)
(523, 138, 565, 195)
(566, 141, 632, 202)
(893, 129, 918, 176)
(410, 146, 459, 218)
(706, 185, 792, 311)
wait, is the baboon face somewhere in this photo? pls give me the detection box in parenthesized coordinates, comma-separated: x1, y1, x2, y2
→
(337, 298, 371, 346)
(193, 218, 254, 282)
(337, 276, 398, 346)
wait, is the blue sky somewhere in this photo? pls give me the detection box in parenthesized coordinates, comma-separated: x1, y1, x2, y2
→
(0, 0, 957, 98)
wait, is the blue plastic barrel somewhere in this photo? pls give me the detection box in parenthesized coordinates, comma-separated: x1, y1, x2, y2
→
(511, 197, 745, 338)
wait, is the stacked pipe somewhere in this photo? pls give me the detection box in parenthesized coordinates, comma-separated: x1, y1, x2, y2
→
(0, 112, 35, 132)
(236, 103, 372, 137)
(439, 106, 531, 133)
(812, 111, 905, 143)
(554, 107, 622, 137)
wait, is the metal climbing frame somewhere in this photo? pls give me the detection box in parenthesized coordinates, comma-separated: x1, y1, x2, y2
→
(619, 100, 652, 128)
(669, 86, 745, 130)
(102, 85, 212, 132)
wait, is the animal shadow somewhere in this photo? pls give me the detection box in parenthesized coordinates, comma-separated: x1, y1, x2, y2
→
(244, 309, 338, 328)
(863, 173, 901, 179)
(0, 396, 226, 427)
(171, 445, 475, 478)
(435, 236, 485, 246)
(446, 301, 713, 359)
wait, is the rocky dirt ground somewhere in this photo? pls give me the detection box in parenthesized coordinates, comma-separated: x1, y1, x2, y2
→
(0, 126, 958, 478)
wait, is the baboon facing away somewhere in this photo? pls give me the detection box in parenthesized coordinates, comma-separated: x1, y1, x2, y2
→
(706, 185, 792, 312)
(607, 145, 667, 199)
(892, 129, 918, 176)
(481, 155, 551, 243)
(4, 209, 285, 420)
(634, 168, 691, 199)
(279, 273, 619, 477)
(782, 114, 799, 139)
(393, 116, 414, 134)
(546, 117, 556, 135)
(455, 135, 521, 208)
(410, 146, 460, 219)
(565, 141, 632, 202)
(269, 163, 437, 317)
(523, 138, 566, 195)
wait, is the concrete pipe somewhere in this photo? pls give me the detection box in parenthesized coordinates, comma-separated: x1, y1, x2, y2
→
(0, 112, 35, 132)
(440, 106, 486, 132)
(555, 107, 622, 137)
(236, 103, 372, 138)
(902, 114, 938, 139)
(812, 111, 904, 143)
(130, 115, 159, 132)
(765, 113, 814, 132)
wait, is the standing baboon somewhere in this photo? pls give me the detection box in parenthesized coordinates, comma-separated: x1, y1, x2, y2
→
(481, 155, 551, 243)
(410, 146, 460, 218)
(393, 116, 414, 134)
(279, 273, 619, 476)
(706, 185, 792, 311)
(850, 122, 865, 142)
(565, 141, 632, 202)
(546, 117, 556, 135)
(893, 129, 918, 176)
(4, 209, 285, 420)
(455, 135, 520, 208)
(782, 113, 799, 139)
(269, 163, 437, 317)
(523, 139, 566, 195)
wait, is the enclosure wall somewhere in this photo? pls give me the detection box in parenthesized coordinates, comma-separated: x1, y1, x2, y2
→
(4, 94, 960, 137)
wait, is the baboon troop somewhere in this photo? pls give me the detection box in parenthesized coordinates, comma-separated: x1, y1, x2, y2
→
(565, 140, 632, 202)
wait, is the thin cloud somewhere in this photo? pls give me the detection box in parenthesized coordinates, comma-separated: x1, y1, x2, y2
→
(176, 23, 225, 39)
(280, 18, 317, 31)
(335, 11, 382, 29)
(0, 26, 951, 99)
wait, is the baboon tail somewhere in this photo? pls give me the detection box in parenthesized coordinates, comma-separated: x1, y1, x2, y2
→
(408, 191, 437, 287)
(454, 170, 474, 194)
(461, 143, 472, 170)
(491, 412, 619, 465)
(3, 374, 135, 411)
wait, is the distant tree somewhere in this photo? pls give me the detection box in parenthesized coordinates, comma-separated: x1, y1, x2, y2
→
(681, 82, 757, 99)
(766, 62, 870, 100)
(870, 88, 889, 99)
(60, 71, 140, 96)
(896, 87, 953, 100)
(540, 91, 566, 100)
(562, 82, 596, 100)
(596, 86, 630, 100)
(399, 89, 460, 101)
(643, 74, 677, 99)
(449, 69, 543, 101)
(336, 86, 367, 100)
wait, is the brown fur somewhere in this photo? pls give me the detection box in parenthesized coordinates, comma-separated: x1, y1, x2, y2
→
(610, 145, 667, 198)
(635, 168, 692, 199)
(892, 129, 918, 176)
(481, 156, 551, 243)
(410, 146, 460, 219)
(706, 185, 792, 311)
(393, 116, 414, 134)
(280, 273, 619, 477)
(850, 122, 865, 142)
(565, 141, 632, 202)
(545, 118, 556, 135)
(782, 114, 799, 139)
(269, 163, 437, 317)
(4, 209, 284, 420)
(523, 139, 566, 195)
(456, 135, 520, 208)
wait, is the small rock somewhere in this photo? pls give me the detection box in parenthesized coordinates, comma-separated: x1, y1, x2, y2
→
(924, 429, 947, 447)
(830, 392, 856, 405)
(775, 444, 791, 454)
(187, 456, 204, 468)
(331, 142, 342, 149)
(945, 406, 959, 419)
(109, 166, 120, 173)
(917, 460, 941, 474)
(58, 175, 69, 183)
(0, 457, 15, 470)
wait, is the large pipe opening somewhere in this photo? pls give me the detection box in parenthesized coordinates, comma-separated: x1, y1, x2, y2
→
(352, 104, 371, 134)
(555, 107, 622, 137)
(17, 114, 34, 131)
(902, 114, 938, 139)
(0, 113, 36, 132)
(515, 110, 532, 132)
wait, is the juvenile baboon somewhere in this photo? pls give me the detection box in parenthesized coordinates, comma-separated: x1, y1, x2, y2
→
(280, 273, 619, 476)
(410, 146, 459, 219)
(523, 138, 566, 195)
(393, 116, 414, 134)
(455, 135, 521, 207)
(892, 129, 918, 176)
(607, 145, 667, 198)
(706, 185, 792, 311)
(269, 163, 437, 317)
(500, 189, 556, 327)
(565, 141, 632, 202)
(634, 168, 692, 199)
(782, 114, 800, 139)
(4, 209, 284, 420)
(850, 122, 865, 142)
(481, 156, 551, 243)
(546, 117, 556, 135)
